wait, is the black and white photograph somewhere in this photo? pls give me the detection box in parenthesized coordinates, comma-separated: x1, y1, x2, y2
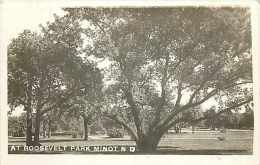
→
(1, 1, 260, 164)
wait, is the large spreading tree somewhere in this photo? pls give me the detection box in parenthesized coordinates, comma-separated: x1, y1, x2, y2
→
(64, 7, 253, 152)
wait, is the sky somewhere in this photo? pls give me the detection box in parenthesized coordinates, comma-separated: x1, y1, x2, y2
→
(2, 4, 218, 116)
(2, 4, 65, 43)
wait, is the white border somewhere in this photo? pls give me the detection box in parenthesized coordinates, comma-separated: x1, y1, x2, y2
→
(1, 0, 260, 165)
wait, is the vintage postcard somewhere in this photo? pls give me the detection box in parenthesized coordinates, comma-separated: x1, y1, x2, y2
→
(0, 0, 260, 165)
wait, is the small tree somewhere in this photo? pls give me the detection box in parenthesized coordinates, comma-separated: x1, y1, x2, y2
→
(62, 62, 103, 140)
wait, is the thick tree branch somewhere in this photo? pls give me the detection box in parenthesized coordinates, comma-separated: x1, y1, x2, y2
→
(188, 63, 222, 104)
(174, 81, 183, 109)
(155, 78, 251, 131)
(112, 46, 144, 138)
(161, 96, 253, 134)
(155, 88, 218, 131)
(125, 90, 144, 138)
(191, 96, 253, 124)
(152, 53, 170, 126)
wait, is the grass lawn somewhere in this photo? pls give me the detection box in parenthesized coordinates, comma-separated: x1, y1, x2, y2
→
(8, 129, 253, 155)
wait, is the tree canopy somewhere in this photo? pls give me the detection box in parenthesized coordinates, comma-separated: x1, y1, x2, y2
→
(64, 7, 253, 152)
(8, 15, 103, 145)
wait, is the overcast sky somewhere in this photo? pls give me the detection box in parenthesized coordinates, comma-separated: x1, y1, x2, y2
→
(2, 4, 65, 43)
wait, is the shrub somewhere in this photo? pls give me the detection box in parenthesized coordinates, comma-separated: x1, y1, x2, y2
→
(72, 132, 77, 138)
(107, 128, 124, 138)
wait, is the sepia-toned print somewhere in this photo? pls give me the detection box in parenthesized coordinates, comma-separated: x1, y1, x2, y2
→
(7, 7, 254, 154)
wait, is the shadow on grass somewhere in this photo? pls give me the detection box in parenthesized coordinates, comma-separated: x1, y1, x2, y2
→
(9, 139, 87, 143)
(9, 138, 134, 143)
(154, 148, 251, 155)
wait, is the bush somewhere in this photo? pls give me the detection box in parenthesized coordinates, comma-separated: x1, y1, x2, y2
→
(72, 132, 77, 138)
(107, 128, 124, 138)
(51, 131, 74, 136)
(13, 130, 25, 137)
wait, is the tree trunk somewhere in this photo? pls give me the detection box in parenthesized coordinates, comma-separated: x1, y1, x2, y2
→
(25, 107, 33, 146)
(48, 119, 52, 138)
(83, 115, 88, 141)
(42, 119, 47, 138)
(136, 133, 161, 153)
(192, 125, 195, 134)
(33, 113, 41, 146)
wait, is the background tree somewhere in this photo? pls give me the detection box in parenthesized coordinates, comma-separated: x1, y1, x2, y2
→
(8, 15, 98, 145)
(64, 7, 253, 152)
(203, 107, 218, 130)
(8, 112, 26, 137)
(64, 84, 103, 140)
(239, 103, 254, 129)
(59, 57, 103, 140)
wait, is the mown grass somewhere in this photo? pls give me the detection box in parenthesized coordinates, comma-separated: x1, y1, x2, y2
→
(8, 129, 253, 154)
